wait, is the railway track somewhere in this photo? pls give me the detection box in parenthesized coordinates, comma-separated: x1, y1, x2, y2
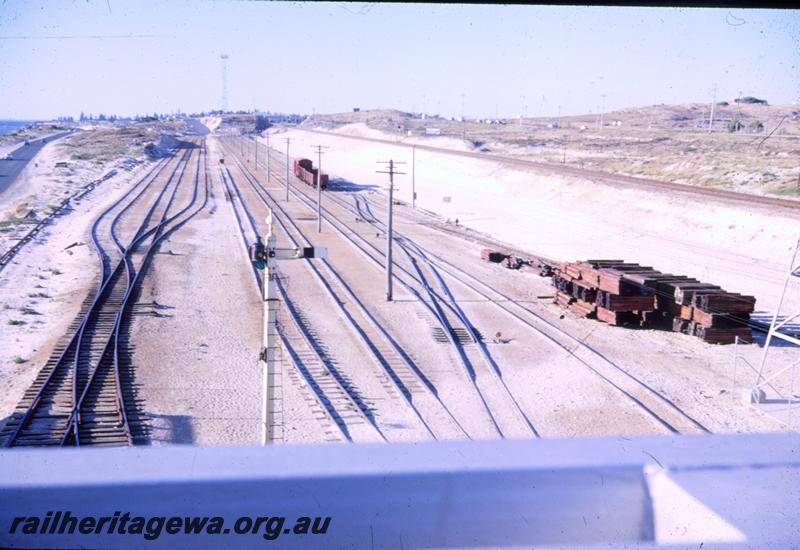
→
(0, 169, 121, 274)
(218, 165, 383, 444)
(351, 188, 712, 435)
(1, 139, 208, 447)
(253, 139, 711, 436)
(286, 174, 539, 438)
(241, 138, 536, 438)
(221, 137, 469, 441)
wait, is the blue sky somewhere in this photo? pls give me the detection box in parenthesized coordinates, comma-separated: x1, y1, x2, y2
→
(0, 2, 797, 119)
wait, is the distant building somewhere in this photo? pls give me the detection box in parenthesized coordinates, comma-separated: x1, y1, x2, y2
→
(425, 127, 441, 135)
(353, 108, 360, 112)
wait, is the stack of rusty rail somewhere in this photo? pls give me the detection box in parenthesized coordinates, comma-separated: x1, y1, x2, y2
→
(480, 248, 553, 276)
(552, 260, 755, 344)
(553, 260, 656, 324)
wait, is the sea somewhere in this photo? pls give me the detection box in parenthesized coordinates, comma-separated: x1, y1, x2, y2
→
(0, 120, 36, 135)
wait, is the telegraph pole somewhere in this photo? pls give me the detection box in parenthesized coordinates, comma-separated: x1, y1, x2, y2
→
(220, 54, 229, 112)
(310, 145, 328, 233)
(411, 144, 416, 208)
(377, 160, 406, 301)
(600, 94, 606, 129)
(461, 93, 466, 140)
(284, 138, 290, 201)
(266, 132, 271, 182)
(708, 83, 717, 134)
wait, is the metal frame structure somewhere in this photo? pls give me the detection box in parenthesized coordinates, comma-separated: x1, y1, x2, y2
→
(2, 433, 799, 548)
(752, 236, 800, 426)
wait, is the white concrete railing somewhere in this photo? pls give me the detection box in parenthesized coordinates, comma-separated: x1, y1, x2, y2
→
(1, 433, 799, 548)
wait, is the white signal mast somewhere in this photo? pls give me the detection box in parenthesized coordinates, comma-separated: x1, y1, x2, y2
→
(249, 209, 327, 444)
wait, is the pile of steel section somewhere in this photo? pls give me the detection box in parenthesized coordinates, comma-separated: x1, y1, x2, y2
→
(552, 260, 754, 344)
(480, 248, 553, 276)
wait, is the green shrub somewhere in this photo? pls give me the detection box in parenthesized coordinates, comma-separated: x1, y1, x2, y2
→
(727, 120, 743, 133)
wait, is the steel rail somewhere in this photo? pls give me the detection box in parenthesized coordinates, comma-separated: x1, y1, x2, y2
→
(271, 150, 709, 435)
(219, 163, 382, 443)
(223, 139, 458, 440)
(63, 143, 206, 445)
(1, 152, 184, 447)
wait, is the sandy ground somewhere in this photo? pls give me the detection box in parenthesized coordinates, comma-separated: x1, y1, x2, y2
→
(0, 159, 158, 429)
(0, 133, 141, 256)
(128, 144, 262, 445)
(306, 104, 800, 195)
(200, 116, 222, 132)
(267, 125, 799, 316)
(253, 127, 797, 435)
(283, 170, 790, 437)
(196, 135, 790, 441)
(3, 122, 795, 446)
(129, 137, 342, 445)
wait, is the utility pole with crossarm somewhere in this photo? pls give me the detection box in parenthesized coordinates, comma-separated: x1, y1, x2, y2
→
(284, 138, 291, 201)
(377, 160, 405, 301)
(310, 145, 328, 233)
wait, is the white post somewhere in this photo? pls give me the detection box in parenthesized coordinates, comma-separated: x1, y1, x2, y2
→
(412, 145, 416, 209)
(386, 161, 394, 302)
(262, 210, 279, 445)
(317, 149, 323, 233)
(285, 138, 290, 201)
(732, 336, 739, 400)
(708, 83, 717, 134)
(266, 133, 270, 183)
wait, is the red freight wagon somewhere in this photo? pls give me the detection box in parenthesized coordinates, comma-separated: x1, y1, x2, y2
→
(293, 158, 328, 189)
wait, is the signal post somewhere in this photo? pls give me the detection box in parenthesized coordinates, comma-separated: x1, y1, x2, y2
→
(248, 209, 327, 445)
